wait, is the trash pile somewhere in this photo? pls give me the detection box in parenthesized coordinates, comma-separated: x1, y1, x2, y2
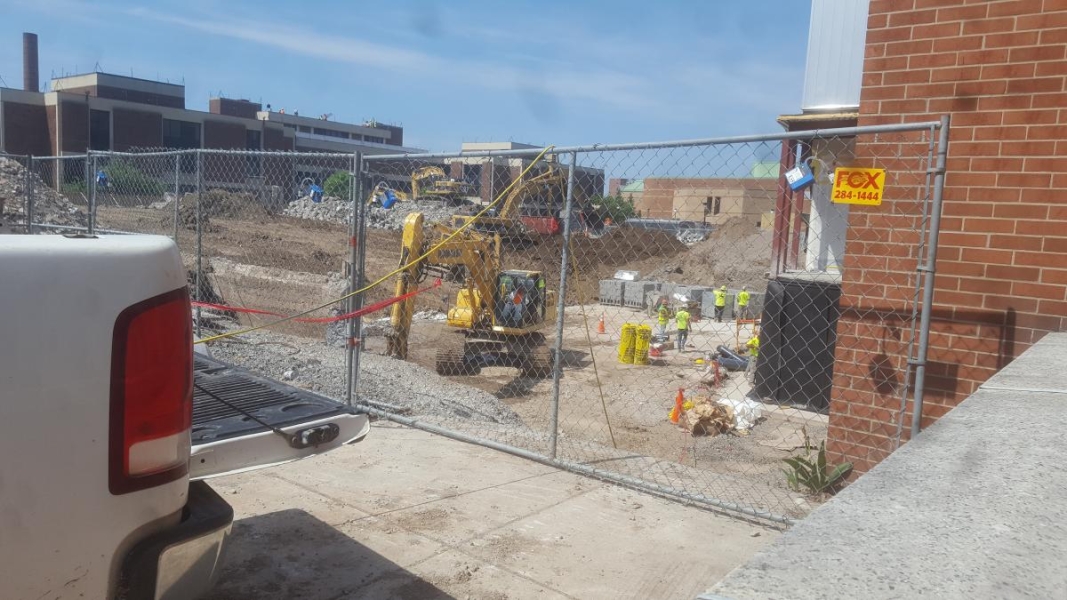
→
(671, 390, 765, 437)
(0, 157, 87, 228)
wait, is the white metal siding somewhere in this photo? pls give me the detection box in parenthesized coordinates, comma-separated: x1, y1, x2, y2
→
(801, 0, 870, 111)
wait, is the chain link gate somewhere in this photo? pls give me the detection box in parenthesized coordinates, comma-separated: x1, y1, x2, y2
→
(6, 118, 947, 526)
(358, 120, 948, 525)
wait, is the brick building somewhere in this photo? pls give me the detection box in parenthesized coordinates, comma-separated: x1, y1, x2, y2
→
(635, 177, 777, 225)
(0, 35, 417, 159)
(827, 0, 1067, 473)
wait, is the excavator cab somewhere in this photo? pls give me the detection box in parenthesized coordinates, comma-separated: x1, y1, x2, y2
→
(494, 271, 547, 330)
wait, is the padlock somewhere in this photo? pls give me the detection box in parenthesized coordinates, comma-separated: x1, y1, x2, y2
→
(784, 163, 815, 192)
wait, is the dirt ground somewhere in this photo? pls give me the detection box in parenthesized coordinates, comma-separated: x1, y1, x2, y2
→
(364, 304, 827, 515)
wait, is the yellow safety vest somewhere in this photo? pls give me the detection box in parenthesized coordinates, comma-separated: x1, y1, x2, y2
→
(747, 336, 759, 358)
(675, 310, 690, 330)
(714, 289, 727, 307)
(738, 290, 750, 307)
(657, 306, 669, 325)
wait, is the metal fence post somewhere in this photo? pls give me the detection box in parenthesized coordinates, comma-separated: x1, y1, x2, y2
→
(195, 151, 203, 338)
(173, 153, 181, 242)
(88, 153, 97, 235)
(549, 151, 577, 459)
(910, 115, 951, 438)
(26, 157, 35, 234)
(352, 151, 369, 405)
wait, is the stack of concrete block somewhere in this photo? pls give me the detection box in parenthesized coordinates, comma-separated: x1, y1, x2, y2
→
(599, 280, 625, 306)
(624, 281, 656, 308)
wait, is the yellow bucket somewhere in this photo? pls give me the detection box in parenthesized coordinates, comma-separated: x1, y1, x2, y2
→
(634, 325, 652, 365)
(618, 323, 637, 364)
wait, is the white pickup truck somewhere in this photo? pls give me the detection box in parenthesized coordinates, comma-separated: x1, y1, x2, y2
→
(0, 234, 370, 599)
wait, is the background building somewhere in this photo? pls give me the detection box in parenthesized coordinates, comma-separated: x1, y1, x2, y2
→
(634, 177, 776, 226)
(0, 34, 419, 159)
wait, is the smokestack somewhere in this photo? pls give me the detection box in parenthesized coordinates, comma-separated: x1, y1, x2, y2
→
(23, 32, 39, 93)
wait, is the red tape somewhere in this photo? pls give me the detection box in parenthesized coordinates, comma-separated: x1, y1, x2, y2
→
(192, 278, 442, 324)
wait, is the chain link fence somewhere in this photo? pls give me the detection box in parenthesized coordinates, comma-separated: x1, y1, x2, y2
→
(6, 119, 947, 525)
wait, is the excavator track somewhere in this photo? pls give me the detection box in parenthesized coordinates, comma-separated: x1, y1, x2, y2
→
(436, 340, 478, 376)
(519, 344, 554, 378)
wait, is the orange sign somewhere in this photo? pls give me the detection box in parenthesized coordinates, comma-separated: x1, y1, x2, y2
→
(832, 167, 885, 206)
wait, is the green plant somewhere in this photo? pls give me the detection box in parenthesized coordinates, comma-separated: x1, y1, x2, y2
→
(324, 170, 353, 199)
(783, 441, 852, 496)
(589, 194, 635, 224)
(104, 160, 165, 196)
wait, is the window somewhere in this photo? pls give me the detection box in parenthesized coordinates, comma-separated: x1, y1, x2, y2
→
(365, 135, 385, 144)
(89, 109, 110, 151)
(463, 164, 482, 196)
(313, 127, 349, 139)
(299, 125, 311, 133)
(246, 130, 262, 176)
(162, 119, 200, 172)
(705, 196, 721, 216)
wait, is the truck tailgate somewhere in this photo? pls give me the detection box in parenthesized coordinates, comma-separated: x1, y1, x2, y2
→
(190, 354, 369, 480)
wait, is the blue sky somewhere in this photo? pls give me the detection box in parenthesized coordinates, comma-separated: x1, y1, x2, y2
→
(1, 0, 811, 152)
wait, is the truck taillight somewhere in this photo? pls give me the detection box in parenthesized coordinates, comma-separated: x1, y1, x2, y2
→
(109, 288, 193, 495)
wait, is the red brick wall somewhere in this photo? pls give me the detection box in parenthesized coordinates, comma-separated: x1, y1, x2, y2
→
(1, 101, 50, 156)
(829, 0, 1067, 473)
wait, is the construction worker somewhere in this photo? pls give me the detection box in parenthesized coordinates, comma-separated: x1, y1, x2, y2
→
(746, 335, 760, 382)
(737, 286, 751, 320)
(714, 285, 728, 323)
(675, 305, 691, 352)
(657, 302, 670, 338)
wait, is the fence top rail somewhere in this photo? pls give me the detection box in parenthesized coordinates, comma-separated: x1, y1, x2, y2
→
(364, 119, 944, 162)
(92, 148, 363, 159)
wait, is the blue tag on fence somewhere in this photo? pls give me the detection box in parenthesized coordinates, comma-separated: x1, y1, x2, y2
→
(784, 164, 814, 191)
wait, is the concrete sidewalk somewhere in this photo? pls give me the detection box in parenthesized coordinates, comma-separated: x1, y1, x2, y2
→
(706, 333, 1067, 600)
(202, 423, 776, 599)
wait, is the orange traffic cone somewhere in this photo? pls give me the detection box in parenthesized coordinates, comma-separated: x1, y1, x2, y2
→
(597, 314, 606, 334)
(669, 388, 685, 424)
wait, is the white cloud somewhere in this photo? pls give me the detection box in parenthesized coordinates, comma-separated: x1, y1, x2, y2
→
(121, 6, 659, 112)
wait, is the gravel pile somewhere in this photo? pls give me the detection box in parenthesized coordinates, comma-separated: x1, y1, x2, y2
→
(283, 194, 466, 231)
(208, 328, 523, 426)
(0, 157, 87, 228)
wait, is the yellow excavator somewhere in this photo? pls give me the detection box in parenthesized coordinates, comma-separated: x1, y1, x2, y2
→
(411, 166, 468, 202)
(450, 167, 566, 243)
(386, 212, 556, 377)
(368, 166, 469, 206)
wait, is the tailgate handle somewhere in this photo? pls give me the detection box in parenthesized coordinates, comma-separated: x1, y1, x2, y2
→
(288, 423, 341, 449)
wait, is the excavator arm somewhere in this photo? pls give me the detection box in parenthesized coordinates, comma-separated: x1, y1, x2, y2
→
(387, 213, 501, 359)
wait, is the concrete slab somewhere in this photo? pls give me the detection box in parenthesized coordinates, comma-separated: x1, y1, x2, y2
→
(204, 423, 776, 599)
(465, 483, 771, 600)
(268, 426, 558, 515)
(706, 332, 1067, 600)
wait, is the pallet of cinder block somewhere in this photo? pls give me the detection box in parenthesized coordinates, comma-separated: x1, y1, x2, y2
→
(623, 281, 656, 308)
(599, 279, 625, 306)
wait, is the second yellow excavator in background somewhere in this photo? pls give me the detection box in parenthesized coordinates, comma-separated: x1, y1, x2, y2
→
(368, 166, 471, 206)
(385, 212, 556, 377)
(450, 166, 566, 244)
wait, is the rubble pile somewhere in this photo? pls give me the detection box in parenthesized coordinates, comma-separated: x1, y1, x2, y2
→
(283, 195, 466, 231)
(0, 157, 87, 228)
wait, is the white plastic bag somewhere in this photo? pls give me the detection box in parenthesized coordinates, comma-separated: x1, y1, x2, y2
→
(717, 397, 764, 431)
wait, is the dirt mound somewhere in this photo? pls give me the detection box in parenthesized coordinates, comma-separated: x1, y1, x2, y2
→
(0, 157, 87, 228)
(503, 228, 689, 304)
(629, 217, 772, 290)
(179, 189, 272, 230)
